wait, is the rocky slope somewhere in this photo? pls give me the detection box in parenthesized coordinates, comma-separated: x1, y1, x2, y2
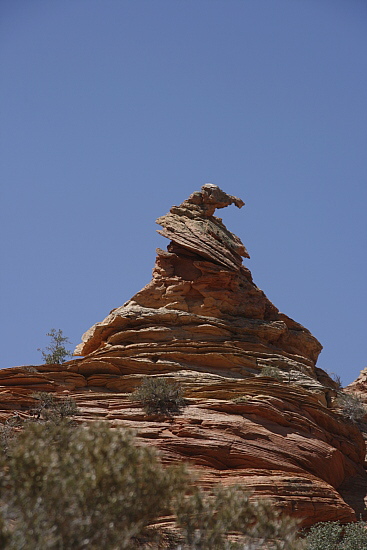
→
(1, 184, 366, 527)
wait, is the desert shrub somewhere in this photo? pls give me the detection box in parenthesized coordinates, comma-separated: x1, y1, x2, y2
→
(21, 366, 38, 373)
(0, 422, 188, 549)
(341, 521, 367, 549)
(335, 392, 366, 423)
(258, 366, 284, 382)
(304, 521, 343, 550)
(330, 372, 343, 390)
(133, 376, 187, 415)
(304, 520, 367, 549)
(0, 419, 303, 549)
(231, 395, 250, 404)
(38, 328, 72, 364)
(176, 485, 302, 550)
(0, 415, 23, 455)
(31, 392, 78, 424)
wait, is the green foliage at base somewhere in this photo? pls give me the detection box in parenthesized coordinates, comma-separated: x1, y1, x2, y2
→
(0, 421, 303, 549)
(0, 422, 187, 549)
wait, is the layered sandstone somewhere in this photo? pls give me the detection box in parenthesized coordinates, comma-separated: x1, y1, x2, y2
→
(1, 184, 366, 527)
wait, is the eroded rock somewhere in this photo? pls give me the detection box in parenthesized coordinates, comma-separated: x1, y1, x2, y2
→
(1, 184, 366, 527)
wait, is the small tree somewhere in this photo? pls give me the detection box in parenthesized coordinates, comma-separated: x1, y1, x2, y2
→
(38, 329, 72, 364)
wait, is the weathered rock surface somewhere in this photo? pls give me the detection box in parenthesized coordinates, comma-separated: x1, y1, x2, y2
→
(1, 184, 366, 527)
(346, 368, 367, 398)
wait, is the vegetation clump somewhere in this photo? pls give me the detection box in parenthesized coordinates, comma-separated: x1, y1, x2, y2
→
(258, 366, 284, 382)
(31, 392, 78, 424)
(0, 422, 186, 549)
(132, 376, 187, 416)
(21, 366, 38, 373)
(0, 416, 23, 455)
(231, 395, 250, 404)
(335, 392, 366, 423)
(176, 484, 302, 549)
(0, 421, 303, 550)
(38, 328, 73, 364)
(303, 520, 367, 549)
(329, 372, 343, 391)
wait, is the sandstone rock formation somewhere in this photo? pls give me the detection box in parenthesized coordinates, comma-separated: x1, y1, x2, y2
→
(1, 184, 366, 527)
(346, 369, 367, 399)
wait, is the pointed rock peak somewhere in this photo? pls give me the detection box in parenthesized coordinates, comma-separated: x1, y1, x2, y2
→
(74, 184, 322, 370)
(156, 184, 249, 271)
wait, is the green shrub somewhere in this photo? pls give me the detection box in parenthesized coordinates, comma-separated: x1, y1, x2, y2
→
(0, 416, 23, 455)
(0, 420, 303, 549)
(38, 328, 72, 364)
(335, 392, 366, 423)
(176, 485, 303, 549)
(304, 520, 367, 549)
(304, 521, 343, 550)
(31, 392, 78, 424)
(258, 366, 284, 382)
(0, 422, 187, 549)
(341, 521, 367, 549)
(133, 376, 187, 415)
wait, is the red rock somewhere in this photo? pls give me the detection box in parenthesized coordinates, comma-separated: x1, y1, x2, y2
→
(1, 185, 366, 526)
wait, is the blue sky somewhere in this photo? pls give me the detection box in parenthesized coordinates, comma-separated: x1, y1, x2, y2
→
(1, 0, 366, 385)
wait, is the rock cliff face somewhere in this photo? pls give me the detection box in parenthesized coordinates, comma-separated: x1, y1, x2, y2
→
(1, 184, 366, 527)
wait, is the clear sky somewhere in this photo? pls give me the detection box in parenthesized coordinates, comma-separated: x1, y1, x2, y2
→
(1, 0, 366, 385)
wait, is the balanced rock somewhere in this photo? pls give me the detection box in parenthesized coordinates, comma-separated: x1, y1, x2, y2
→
(74, 184, 322, 388)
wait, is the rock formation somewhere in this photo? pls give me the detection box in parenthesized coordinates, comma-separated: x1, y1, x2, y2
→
(1, 184, 366, 527)
(346, 369, 367, 398)
(74, 184, 322, 385)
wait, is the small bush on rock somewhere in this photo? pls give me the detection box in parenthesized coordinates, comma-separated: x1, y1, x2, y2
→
(133, 376, 187, 415)
(21, 366, 38, 373)
(259, 366, 284, 382)
(330, 372, 343, 391)
(335, 392, 366, 423)
(31, 392, 78, 424)
(231, 395, 250, 404)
